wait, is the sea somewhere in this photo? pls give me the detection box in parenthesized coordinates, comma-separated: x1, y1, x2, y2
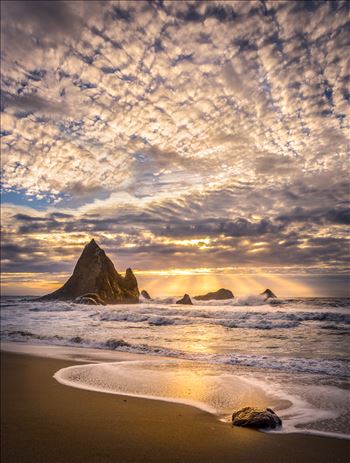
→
(1, 295, 349, 439)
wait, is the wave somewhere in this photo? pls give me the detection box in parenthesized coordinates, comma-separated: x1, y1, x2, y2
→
(98, 306, 350, 330)
(3, 330, 349, 378)
(5, 330, 64, 342)
(29, 304, 75, 312)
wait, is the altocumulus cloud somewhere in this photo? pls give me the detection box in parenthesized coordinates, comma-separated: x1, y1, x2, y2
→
(0, 1, 349, 290)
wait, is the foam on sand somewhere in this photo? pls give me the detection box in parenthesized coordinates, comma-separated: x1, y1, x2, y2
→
(54, 359, 350, 439)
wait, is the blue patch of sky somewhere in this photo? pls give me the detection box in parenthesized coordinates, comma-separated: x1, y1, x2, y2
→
(0, 130, 12, 137)
(171, 53, 194, 66)
(15, 111, 32, 119)
(72, 78, 97, 90)
(58, 120, 84, 136)
(27, 69, 46, 81)
(130, 134, 149, 145)
(1, 186, 110, 210)
(101, 66, 119, 74)
(153, 38, 164, 52)
(133, 152, 147, 162)
(34, 115, 50, 124)
(121, 75, 136, 82)
(111, 5, 133, 22)
(81, 55, 94, 65)
(0, 189, 61, 210)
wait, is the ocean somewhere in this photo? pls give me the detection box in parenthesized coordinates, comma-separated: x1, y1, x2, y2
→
(1, 295, 349, 438)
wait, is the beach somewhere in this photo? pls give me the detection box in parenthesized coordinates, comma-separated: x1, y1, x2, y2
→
(2, 296, 350, 439)
(1, 350, 349, 463)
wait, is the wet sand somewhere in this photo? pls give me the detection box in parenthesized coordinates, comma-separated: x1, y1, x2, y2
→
(1, 351, 349, 463)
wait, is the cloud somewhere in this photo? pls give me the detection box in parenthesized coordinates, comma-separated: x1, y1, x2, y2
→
(0, 0, 349, 287)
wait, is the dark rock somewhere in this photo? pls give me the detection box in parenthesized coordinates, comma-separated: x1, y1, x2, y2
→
(141, 289, 151, 300)
(176, 294, 193, 305)
(194, 288, 234, 301)
(106, 339, 130, 349)
(39, 239, 139, 304)
(260, 288, 277, 300)
(73, 293, 106, 305)
(232, 407, 282, 429)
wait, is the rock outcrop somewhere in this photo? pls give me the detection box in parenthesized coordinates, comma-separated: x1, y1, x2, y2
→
(176, 294, 193, 305)
(260, 288, 277, 300)
(232, 407, 282, 429)
(194, 288, 234, 301)
(39, 239, 139, 304)
(141, 290, 151, 300)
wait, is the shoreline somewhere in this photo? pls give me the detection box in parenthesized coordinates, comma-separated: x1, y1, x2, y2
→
(1, 349, 350, 462)
(2, 341, 350, 441)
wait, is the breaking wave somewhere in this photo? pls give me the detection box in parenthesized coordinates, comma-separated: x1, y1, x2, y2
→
(3, 329, 349, 378)
(98, 306, 350, 330)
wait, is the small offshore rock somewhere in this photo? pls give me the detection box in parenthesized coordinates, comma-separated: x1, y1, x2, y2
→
(194, 288, 234, 301)
(232, 407, 282, 429)
(141, 290, 151, 300)
(260, 289, 277, 300)
(176, 294, 193, 305)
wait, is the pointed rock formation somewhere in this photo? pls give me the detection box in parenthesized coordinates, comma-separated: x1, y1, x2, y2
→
(260, 288, 277, 300)
(141, 290, 151, 300)
(194, 288, 234, 301)
(39, 239, 139, 304)
(176, 294, 193, 305)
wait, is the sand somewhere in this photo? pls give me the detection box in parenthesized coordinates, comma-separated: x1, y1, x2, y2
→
(1, 351, 349, 463)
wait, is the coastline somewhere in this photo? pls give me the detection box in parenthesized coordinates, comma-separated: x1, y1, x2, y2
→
(1, 349, 350, 463)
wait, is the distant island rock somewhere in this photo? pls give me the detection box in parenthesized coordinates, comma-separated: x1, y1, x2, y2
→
(176, 294, 193, 305)
(194, 288, 234, 301)
(39, 239, 139, 304)
(260, 288, 277, 300)
(141, 290, 151, 300)
(232, 407, 282, 429)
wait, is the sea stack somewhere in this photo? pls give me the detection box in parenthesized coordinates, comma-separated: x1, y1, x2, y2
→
(176, 294, 193, 305)
(194, 288, 234, 301)
(141, 290, 151, 300)
(39, 239, 139, 304)
(260, 288, 277, 300)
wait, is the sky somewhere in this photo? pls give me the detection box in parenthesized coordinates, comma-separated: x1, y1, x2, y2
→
(1, 0, 349, 297)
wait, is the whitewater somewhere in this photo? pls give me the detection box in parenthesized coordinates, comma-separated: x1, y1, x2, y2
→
(1, 295, 349, 438)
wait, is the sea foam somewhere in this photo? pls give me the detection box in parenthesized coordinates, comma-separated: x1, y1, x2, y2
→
(54, 359, 350, 439)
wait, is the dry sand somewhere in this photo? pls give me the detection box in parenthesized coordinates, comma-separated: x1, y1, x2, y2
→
(1, 351, 349, 463)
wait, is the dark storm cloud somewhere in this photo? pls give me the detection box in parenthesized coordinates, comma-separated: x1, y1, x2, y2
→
(1, 91, 66, 116)
(277, 207, 350, 226)
(1, 1, 84, 43)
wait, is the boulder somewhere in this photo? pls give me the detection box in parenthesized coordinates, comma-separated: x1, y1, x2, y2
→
(141, 290, 151, 300)
(38, 239, 139, 304)
(194, 288, 234, 301)
(176, 294, 193, 305)
(232, 407, 282, 429)
(73, 293, 106, 305)
(260, 289, 277, 300)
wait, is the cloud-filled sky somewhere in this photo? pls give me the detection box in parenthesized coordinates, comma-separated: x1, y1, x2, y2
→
(1, 0, 349, 296)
